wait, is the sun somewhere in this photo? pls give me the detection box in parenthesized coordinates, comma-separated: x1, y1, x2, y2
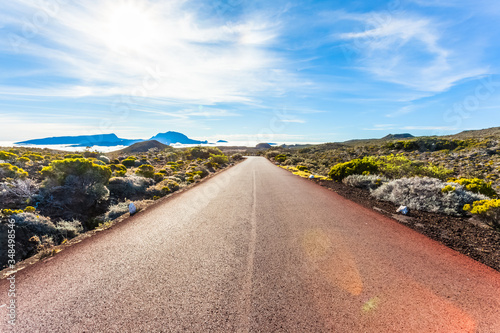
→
(103, 1, 157, 52)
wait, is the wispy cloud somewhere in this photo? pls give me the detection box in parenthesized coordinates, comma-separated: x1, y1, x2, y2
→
(336, 12, 488, 92)
(0, 0, 296, 105)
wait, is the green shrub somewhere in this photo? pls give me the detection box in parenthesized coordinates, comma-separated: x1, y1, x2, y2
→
(83, 151, 99, 158)
(107, 176, 154, 199)
(297, 165, 308, 171)
(464, 199, 500, 228)
(23, 153, 44, 161)
(1, 208, 24, 216)
(449, 178, 497, 198)
(24, 206, 36, 213)
(16, 156, 31, 165)
(167, 180, 180, 191)
(231, 153, 244, 161)
(0, 151, 18, 161)
(41, 158, 111, 186)
(328, 158, 379, 181)
(375, 154, 452, 180)
(441, 185, 456, 193)
(209, 154, 229, 165)
(166, 162, 179, 171)
(135, 164, 155, 178)
(161, 186, 170, 195)
(64, 154, 84, 159)
(122, 157, 137, 167)
(110, 164, 127, 177)
(189, 146, 223, 159)
(39, 158, 112, 216)
(275, 154, 287, 163)
(153, 172, 164, 182)
(0, 163, 28, 180)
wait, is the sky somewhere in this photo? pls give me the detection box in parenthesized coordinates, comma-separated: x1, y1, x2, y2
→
(0, 0, 499, 144)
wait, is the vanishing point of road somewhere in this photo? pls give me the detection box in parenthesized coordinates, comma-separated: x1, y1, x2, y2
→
(1, 156, 499, 332)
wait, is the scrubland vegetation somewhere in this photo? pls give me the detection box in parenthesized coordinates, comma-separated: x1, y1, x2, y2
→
(265, 136, 500, 230)
(0, 145, 238, 267)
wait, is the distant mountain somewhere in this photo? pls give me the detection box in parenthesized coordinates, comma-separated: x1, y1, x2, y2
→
(109, 140, 171, 155)
(445, 127, 500, 139)
(256, 143, 272, 149)
(343, 133, 414, 147)
(15, 133, 141, 147)
(14, 131, 222, 147)
(217, 140, 228, 143)
(149, 131, 208, 145)
(381, 133, 414, 140)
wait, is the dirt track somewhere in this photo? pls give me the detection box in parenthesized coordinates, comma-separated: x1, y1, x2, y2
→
(1, 156, 499, 332)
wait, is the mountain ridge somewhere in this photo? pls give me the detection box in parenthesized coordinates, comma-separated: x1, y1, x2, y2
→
(15, 131, 213, 147)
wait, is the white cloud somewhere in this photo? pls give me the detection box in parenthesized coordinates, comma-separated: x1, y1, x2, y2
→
(281, 119, 306, 123)
(0, 0, 295, 105)
(337, 13, 488, 92)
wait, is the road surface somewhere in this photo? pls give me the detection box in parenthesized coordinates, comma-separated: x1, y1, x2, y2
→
(1, 156, 500, 332)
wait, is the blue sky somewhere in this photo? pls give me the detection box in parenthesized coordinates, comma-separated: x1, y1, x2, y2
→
(0, 0, 499, 144)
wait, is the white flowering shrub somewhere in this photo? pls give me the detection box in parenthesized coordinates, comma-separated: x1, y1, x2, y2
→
(107, 175, 154, 199)
(371, 177, 488, 215)
(104, 202, 131, 221)
(0, 179, 38, 200)
(13, 213, 57, 235)
(343, 174, 389, 190)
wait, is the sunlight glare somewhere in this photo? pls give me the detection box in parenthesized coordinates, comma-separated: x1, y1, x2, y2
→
(104, 2, 158, 52)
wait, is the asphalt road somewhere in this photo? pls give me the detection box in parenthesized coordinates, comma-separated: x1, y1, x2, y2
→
(1, 156, 500, 332)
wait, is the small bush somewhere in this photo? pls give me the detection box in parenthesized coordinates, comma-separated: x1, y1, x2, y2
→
(16, 156, 31, 165)
(0, 179, 39, 201)
(24, 206, 36, 213)
(189, 146, 223, 159)
(275, 154, 287, 163)
(166, 179, 180, 191)
(161, 186, 170, 195)
(122, 157, 137, 167)
(328, 158, 379, 181)
(39, 158, 111, 216)
(104, 202, 130, 221)
(372, 177, 488, 215)
(108, 176, 154, 199)
(153, 172, 164, 182)
(1, 209, 24, 216)
(441, 185, 455, 194)
(13, 213, 58, 236)
(0, 151, 18, 161)
(448, 178, 497, 198)
(135, 164, 155, 178)
(464, 199, 500, 229)
(110, 164, 127, 177)
(64, 154, 84, 159)
(343, 174, 389, 190)
(97, 156, 110, 164)
(231, 153, 244, 161)
(209, 154, 229, 165)
(83, 151, 99, 158)
(23, 153, 44, 161)
(56, 219, 82, 238)
(40, 158, 111, 186)
(375, 154, 452, 180)
(0, 163, 28, 180)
